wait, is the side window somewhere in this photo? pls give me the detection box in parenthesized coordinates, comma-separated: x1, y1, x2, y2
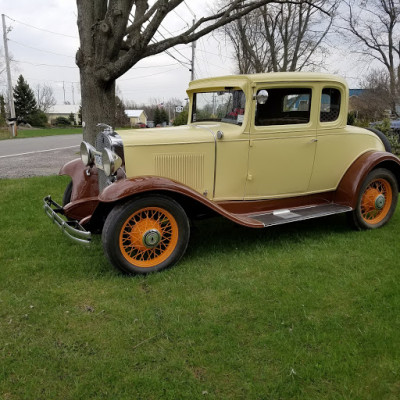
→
(255, 88, 312, 126)
(320, 88, 341, 122)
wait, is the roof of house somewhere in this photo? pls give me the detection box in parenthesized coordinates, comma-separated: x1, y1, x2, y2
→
(48, 104, 80, 114)
(125, 109, 147, 118)
(349, 89, 365, 97)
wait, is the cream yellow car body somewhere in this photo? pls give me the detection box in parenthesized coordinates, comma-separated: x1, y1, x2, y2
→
(119, 72, 384, 201)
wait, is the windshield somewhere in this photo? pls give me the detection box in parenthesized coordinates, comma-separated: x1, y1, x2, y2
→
(192, 89, 246, 125)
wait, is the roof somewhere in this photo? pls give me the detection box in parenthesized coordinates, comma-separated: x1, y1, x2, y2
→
(188, 72, 348, 91)
(125, 109, 147, 118)
(48, 104, 80, 114)
(349, 89, 365, 97)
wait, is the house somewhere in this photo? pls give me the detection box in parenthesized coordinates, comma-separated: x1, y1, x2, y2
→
(47, 104, 80, 125)
(125, 110, 147, 127)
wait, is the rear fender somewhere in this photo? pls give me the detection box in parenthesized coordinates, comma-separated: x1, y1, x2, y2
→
(335, 151, 400, 209)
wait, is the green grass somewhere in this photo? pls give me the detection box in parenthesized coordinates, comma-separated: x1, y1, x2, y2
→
(0, 126, 135, 140)
(1, 175, 400, 399)
(0, 127, 82, 140)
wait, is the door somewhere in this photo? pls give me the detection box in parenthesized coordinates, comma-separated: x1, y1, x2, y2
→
(245, 86, 317, 199)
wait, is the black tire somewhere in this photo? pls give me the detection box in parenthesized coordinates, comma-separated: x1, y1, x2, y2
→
(62, 181, 73, 206)
(348, 168, 398, 230)
(367, 128, 392, 152)
(102, 195, 190, 275)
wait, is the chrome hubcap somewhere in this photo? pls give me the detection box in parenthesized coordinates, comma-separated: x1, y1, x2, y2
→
(375, 194, 386, 210)
(142, 229, 161, 248)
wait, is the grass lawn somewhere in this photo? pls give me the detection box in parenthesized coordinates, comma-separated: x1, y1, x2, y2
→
(0, 127, 83, 140)
(1, 175, 400, 399)
(0, 126, 136, 140)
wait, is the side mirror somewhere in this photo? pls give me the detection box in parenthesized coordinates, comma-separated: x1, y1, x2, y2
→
(256, 90, 269, 105)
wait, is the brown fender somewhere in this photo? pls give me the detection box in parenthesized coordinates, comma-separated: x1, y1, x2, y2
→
(98, 176, 263, 227)
(335, 151, 400, 209)
(59, 158, 100, 222)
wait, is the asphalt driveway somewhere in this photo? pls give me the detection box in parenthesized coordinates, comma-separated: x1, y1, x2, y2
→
(0, 135, 82, 179)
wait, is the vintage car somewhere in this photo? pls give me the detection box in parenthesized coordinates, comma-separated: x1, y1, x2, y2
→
(44, 72, 400, 274)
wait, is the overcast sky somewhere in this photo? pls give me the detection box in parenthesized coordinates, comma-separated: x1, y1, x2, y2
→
(0, 1, 374, 107)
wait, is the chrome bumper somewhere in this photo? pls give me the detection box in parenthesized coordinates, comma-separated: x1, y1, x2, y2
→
(43, 196, 92, 245)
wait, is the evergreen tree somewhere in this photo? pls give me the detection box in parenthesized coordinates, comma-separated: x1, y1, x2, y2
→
(115, 96, 129, 127)
(13, 75, 37, 123)
(160, 108, 169, 125)
(173, 109, 188, 126)
(154, 107, 161, 126)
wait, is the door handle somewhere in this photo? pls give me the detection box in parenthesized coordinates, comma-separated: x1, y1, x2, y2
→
(310, 138, 318, 143)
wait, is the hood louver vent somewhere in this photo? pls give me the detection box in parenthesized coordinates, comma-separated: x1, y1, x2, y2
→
(155, 153, 204, 191)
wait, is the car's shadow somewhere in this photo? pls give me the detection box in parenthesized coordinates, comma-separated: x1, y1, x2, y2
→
(185, 212, 352, 259)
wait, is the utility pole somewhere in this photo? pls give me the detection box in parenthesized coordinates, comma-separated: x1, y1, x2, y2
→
(191, 18, 196, 81)
(2, 14, 16, 137)
(184, 2, 196, 82)
(63, 81, 66, 104)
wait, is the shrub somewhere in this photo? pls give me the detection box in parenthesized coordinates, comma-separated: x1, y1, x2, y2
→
(27, 110, 48, 127)
(54, 116, 71, 126)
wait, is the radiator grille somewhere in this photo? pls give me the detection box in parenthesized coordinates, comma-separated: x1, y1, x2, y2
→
(155, 153, 204, 191)
(95, 131, 112, 192)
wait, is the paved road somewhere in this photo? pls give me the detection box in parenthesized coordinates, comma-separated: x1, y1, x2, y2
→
(0, 134, 82, 179)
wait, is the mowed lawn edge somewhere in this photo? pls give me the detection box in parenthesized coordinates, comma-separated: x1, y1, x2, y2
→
(1, 175, 399, 400)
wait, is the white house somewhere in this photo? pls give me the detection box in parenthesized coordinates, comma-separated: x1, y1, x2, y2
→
(125, 110, 147, 126)
(47, 104, 80, 125)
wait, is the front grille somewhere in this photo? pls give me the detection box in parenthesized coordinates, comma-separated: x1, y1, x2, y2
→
(94, 129, 125, 193)
(95, 131, 113, 193)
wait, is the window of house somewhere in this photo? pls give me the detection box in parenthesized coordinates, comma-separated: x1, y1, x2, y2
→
(320, 88, 341, 122)
(255, 88, 312, 126)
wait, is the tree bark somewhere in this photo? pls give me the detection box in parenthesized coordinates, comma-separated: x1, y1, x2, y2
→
(80, 68, 116, 144)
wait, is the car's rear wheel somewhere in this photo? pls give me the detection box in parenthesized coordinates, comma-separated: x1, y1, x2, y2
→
(102, 195, 190, 274)
(349, 168, 398, 230)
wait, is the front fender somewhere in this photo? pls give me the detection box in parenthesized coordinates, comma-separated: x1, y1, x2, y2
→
(60, 158, 99, 202)
(335, 151, 400, 208)
(59, 158, 99, 222)
(98, 176, 263, 227)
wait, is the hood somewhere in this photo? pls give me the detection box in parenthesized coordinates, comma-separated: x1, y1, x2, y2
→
(118, 124, 216, 147)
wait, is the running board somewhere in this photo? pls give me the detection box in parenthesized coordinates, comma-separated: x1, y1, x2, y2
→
(248, 204, 352, 227)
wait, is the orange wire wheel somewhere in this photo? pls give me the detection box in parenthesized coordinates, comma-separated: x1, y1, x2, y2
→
(119, 207, 179, 268)
(360, 178, 392, 225)
(102, 196, 190, 274)
(350, 168, 398, 230)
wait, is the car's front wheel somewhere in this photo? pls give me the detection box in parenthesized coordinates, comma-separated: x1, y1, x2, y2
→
(349, 168, 398, 230)
(102, 195, 190, 274)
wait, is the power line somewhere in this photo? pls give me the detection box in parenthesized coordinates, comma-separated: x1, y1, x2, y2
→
(118, 67, 182, 81)
(129, 13, 191, 70)
(14, 59, 78, 69)
(196, 48, 237, 61)
(158, 24, 191, 63)
(4, 14, 78, 39)
(172, 9, 190, 28)
(183, 1, 196, 18)
(9, 39, 75, 58)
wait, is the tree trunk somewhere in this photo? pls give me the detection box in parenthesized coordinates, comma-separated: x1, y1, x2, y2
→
(80, 67, 116, 145)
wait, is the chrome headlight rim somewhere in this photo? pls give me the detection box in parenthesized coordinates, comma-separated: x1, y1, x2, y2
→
(102, 148, 122, 177)
(80, 141, 96, 166)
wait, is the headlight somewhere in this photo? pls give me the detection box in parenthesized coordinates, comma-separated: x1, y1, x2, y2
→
(102, 148, 122, 176)
(80, 142, 96, 166)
